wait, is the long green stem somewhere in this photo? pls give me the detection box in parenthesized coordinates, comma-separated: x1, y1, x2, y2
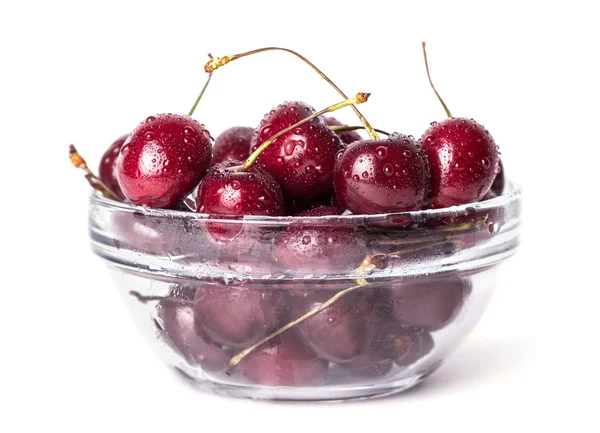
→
(188, 71, 213, 117)
(205, 47, 380, 140)
(422, 42, 452, 118)
(237, 93, 370, 172)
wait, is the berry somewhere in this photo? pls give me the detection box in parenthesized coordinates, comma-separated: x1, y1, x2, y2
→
(250, 101, 342, 199)
(157, 287, 231, 371)
(420, 118, 499, 208)
(387, 277, 468, 330)
(291, 290, 377, 363)
(323, 116, 362, 145)
(193, 285, 287, 348)
(98, 134, 128, 198)
(333, 134, 430, 214)
(210, 126, 253, 166)
(239, 334, 328, 386)
(117, 114, 213, 208)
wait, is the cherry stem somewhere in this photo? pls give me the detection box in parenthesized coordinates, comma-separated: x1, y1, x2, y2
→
(69, 144, 121, 201)
(188, 71, 213, 117)
(205, 47, 380, 140)
(227, 253, 386, 371)
(329, 125, 390, 136)
(422, 42, 452, 118)
(237, 93, 370, 172)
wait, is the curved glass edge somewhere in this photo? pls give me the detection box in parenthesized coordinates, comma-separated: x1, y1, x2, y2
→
(88, 181, 522, 226)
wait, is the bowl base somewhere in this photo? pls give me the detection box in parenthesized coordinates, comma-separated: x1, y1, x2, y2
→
(173, 364, 440, 402)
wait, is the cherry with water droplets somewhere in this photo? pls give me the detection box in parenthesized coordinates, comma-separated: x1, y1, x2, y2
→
(273, 206, 363, 274)
(419, 43, 499, 208)
(249, 101, 343, 199)
(117, 114, 213, 208)
(98, 133, 128, 199)
(210, 126, 253, 167)
(333, 134, 431, 214)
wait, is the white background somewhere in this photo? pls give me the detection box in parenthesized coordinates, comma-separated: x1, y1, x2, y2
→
(1, 1, 599, 431)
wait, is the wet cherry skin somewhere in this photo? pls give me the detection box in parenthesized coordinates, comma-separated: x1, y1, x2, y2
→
(333, 133, 431, 214)
(98, 133, 128, 198)
(420, 117, 499, 208)
(117, 113, 213, 208)
(250, 101, 343, 200)
(210, 126, 253, 167)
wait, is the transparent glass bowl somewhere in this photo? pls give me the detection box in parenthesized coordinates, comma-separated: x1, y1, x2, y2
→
(89, 183, 521, 401)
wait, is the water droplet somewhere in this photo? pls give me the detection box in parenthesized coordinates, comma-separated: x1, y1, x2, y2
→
(302, 235, 311, 245)
(144, 132, 154, 140)
(481, 157, 491, 168)
(183, 137, 196, 145)
(376, 146, 388, 159)
(362, 171, 369, 178)
(426, 136, 433, 143)
(327, 317, 339, 326)
(276, 157, 284, 164)
(402, 169, 408, 175)
(306, 165, 315, 173)
(468, 151, 474, 157)
(403, 150, 412, 158)
(183, 126, 194, 135)
(315, 165, 322, 172)
(294, 161, 302, 169)
(290, 106, 297, 111)
(454, 162, 464, 171)
(314, 146, 320, 154)
(151, 158, 156, 163)
(352, 174, 360, 182)
(336, 150, 345, 160)
(234, 203, 242, 211)
(430, 121, 438, 126)
(146, 116, 156, 123)
(294, 128, 303, 135)
(495, 164, 502, 174)
(231, 180, 241, 190)
(284, 139, 304, 156)
(261, 125, 272, 138)
(383, 163, 394, 176)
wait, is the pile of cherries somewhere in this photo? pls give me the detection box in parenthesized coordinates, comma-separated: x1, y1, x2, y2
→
(82, 45, 505, 386)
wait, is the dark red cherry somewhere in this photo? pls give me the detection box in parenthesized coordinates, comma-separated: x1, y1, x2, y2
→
(387, 277, 468, 330)
(156, 287, 232, 371)
(196, 161, 284, 216)
(323, 116, 362, 146)
(250, 101, 343, 199)
(117, 114, 213, 208)
(193, 285, 287, 348)
(239, 334, 328, 386)
(420, 118, 499, 208)
(98, 133, 128, 198)
(273, 208, 363, 274)
(333, 134, 430, 214)
(210, 126, 253, 167)
(392, 328, 434, 366)
(292, 290, 377, 363)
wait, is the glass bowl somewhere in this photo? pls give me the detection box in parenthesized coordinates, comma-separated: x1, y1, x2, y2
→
(88, 182, 521, 401)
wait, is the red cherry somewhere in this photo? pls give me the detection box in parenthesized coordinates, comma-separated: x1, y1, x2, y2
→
(420, 118, 499, 208)
(157, 287, 232, 371)
(333, 134, 431, 214)
(291, 290, 378, 363)
(193, 285, 287, 348)
(117, 114, 213, 208)
(250, 101, 343, 199)
(323, 116, 362, 146)
(387, 277, 468, 330)
(98, 134, 128, 198)
(273, 208, 364, 275)
(196, 161, 284, 216)
(210, 126, 253, 167)
(239, 334, 329, 386)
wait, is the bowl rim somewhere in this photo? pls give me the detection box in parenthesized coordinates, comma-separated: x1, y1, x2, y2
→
(90, 181, 522, 224)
